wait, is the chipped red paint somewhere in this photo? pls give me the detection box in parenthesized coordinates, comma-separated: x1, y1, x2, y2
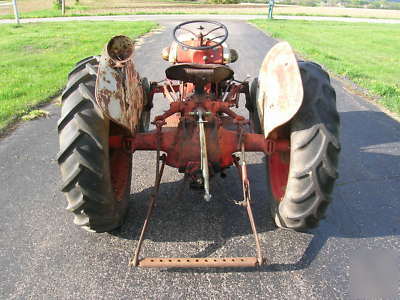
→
(110, 149, 131, 202)
(176, 40, 224, 64)
(268, 153, 289, 202)
(109, 97, 289, 174)
(100, 34, 294, 204)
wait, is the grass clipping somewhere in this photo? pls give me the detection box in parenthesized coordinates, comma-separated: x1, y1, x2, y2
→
(21, 109, 49, 121)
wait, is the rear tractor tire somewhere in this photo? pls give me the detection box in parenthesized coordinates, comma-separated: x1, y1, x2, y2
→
(251, 61, 340, 232)
(57, 57, 132, 233)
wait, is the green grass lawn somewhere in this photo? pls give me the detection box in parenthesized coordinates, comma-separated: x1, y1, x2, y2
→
(250, 20, 400, 115)
(0, 21, 156, 132)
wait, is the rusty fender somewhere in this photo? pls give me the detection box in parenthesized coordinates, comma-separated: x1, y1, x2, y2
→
(95, 35, 146, 133)
(256, 42, 303, 138)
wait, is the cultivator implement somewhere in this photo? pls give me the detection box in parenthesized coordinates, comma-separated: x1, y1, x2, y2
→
(128, 132, 267, 268)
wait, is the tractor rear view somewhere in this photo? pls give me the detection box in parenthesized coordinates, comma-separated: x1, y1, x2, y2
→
(57, 21, 340, 268)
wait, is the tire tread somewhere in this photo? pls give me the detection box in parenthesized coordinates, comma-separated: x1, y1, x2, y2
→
(58, 58, 129, 232)
(276, 61, 340, 231)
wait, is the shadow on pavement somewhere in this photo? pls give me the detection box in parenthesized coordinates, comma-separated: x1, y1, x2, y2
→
(111, 110, 400, 273)
(115, 161, 276, 243)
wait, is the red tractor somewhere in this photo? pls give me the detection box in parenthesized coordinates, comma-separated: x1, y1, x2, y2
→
(57, 20, 340, 268)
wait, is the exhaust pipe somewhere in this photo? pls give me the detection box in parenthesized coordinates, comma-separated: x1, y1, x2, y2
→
(95, 35, 146, 133)
(107, 35, 135, 67)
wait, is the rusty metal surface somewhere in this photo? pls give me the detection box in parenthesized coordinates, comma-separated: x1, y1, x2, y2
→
(138, 257, 259, 268)
(126, 97, 269, 268)
(129, 152, 167, 267)
(256, 42, 303, 138)
(110, 129, 289, 165)
(98, 31, 298, 270)
(126, 113, 268, 269)
(237, 142, 266, 266)
(96, 35, 146, 133)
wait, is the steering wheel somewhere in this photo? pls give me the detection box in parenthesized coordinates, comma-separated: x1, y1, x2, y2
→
(173, 20, 228, 50)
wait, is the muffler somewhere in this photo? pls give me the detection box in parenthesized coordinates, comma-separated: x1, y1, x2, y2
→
(95, 35, 146, 133)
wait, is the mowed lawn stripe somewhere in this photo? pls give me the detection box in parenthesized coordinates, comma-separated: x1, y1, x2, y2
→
(0, 21, 156, 131)
(250, 20, 400, 115)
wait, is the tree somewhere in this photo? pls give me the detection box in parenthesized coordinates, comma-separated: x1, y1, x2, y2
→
(53, 0, 62, 9)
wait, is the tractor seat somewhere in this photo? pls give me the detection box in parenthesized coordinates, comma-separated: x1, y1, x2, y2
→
(165, 63, 234, 84)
